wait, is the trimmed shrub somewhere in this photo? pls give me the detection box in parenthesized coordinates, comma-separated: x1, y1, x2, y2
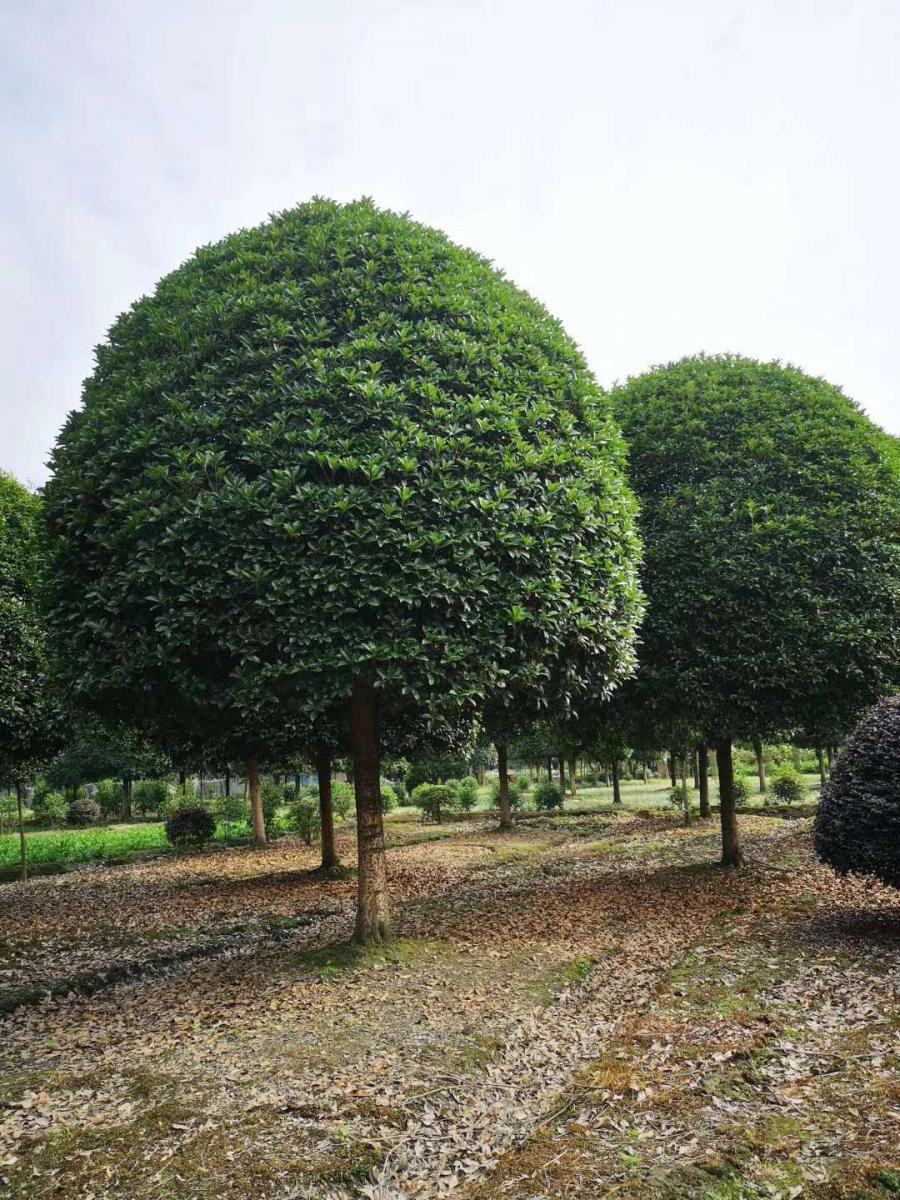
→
(489, 777, 528, 809)
(165, 805, 216, 847)
(259, 777, 283, 836)
(770, 767, 807, 806)
(67, 798, 100, 826)
(94, 778, 122, 816)
(814, 697, 900, 888)
(533, 779, 564, 811)
(668, 785, 691, 811)
(452, 776, 479, 812)
(412, 783, 457, 823)
(294, 794, 321, 845)
(36, 791, 68, 827)
(330, 781, 355, 820)
(729, 776, 750, 809)
(134, 778, 168, 816)
(380, 780, 398, 813)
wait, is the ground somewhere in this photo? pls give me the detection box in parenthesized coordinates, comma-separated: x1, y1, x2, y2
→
(1, 802, 898, 1199)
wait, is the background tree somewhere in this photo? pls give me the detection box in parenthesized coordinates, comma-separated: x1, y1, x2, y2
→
(45, 717, 169, 815)
(614, 354, 900, 866)
(46, 199, 643, 942)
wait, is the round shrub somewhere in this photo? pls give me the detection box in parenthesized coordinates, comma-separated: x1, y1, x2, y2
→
(728, 776, 750, 809)
(452, 776, 479, 812)
(94, 777, 122, 816)
(814, 697, 900, 888)
(533, 779, 564, 811)
(769, 767, 806, 806)
(67, 797, 100, 826)
(412, 782, 457, 824)
(294, 794, 321, 846)
(165, 805, 216, 847)
(379, 780, 398, 813)
(133, 778, 168, 816)
(330, 782, 355, 820)
(489, 776, 527, 809)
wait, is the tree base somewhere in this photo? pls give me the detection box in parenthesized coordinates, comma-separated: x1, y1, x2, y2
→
(353, 916, 390, 945)
(719, 848, 746, 869)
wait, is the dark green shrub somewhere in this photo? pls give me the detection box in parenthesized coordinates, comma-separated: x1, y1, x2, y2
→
(294, 794, 321, 845)
(533, 779, 564, 810)
(668, 785, 691, 811)
(452, 776, 479, 811)
(94, 777, 122, 816)
(133, 778, 168, 816)
(67, 797, 100, 826)
(259, 777, 283, 836)
(726, 776, 750, 809)
(391, 779, 407, 806)
(770, 767, 806, 805)
(412, 783, 457, 823)
(489, 777, 527, 809)
(814, 696, 900, 888)
(330, 782, 355, 820)
(36, 791, 68, 827)
(165, 805, 216, 847)
(406, 757, 470, 795)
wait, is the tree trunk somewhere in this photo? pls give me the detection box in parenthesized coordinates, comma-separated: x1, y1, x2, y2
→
(667, 751, 676, 789)
(16, 783, 27, 882)
(316, 746, 338, 873)
(817, 747, 827, 789)
(826, 745, 834, 774)
(224, 768, 231, 798)
(698, 742, 710, 819)
(611, 759, 622, 806)
(546, 757, 553, 781)
(120, 777, 132, 821)
(753, 737, 767, 793)
(642, 762, 648, 784)
(716, 738, 745, 868)
(567, 752, 577, 799)
(246, 757, 266, 845)
(558, 753, 566, 800)
(658, 756, 669, 783)
(178, 768, 186, 787)
(681, 757, 690, 826)
(351, 678, 390, 944)
(496, 742, 512, 829)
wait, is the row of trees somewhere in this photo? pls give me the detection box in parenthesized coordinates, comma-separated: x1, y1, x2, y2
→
(3, 199, 899, 933)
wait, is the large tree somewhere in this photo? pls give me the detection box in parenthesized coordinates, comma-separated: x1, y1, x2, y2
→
(614, 354, 900, 866)
(46, 198, 642, 941)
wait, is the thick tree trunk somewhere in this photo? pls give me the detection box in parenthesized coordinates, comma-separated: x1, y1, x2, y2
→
(16, 783, 27, 882)
(611, 759, 622, 806)
(351, 678, 390, 944)
(753, 737, 767, 793)
(316, 746, 338, 873)
(224, 768, 231, 798)
(246, 757, 266, 845)
(817, 747, 827, 789)
(698, 742, 710, 819)
(546, 757, 553, 781)
(120, 777, 132, 821)
(567, 752, 577, 799)
(716, 738, 745, 868)
(496, 742, 512, 829)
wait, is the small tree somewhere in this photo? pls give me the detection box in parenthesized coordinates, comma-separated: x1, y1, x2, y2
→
(614, 355, 900, 867)
(814, 696, 900, 887)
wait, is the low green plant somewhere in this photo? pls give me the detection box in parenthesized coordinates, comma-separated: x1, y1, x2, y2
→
(380, 780, 398, 813)
(769, 766, 807, 805)
(33, 790, 68, 827)
(259, 776, 283, 836)
(330, 781, 355, 820)
(452, 776, 479, 811)
(533, 778, 564, 811)
(729, 776, 750, 809)
(164, 805, 216, 847)
(295, 794, 321, 845)
(412, 782, 457, 823)
(489, 776, 528, 809)
(668, 785, 691, 811)
(133, 778, 168, 816)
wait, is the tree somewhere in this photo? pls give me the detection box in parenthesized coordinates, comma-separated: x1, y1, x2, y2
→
(814, 696, 900, 888)
(614, 355, 900, 867)
(46, 198, 642, 942)
(45, 718, 169, 815)
(0, 475, 61, 878)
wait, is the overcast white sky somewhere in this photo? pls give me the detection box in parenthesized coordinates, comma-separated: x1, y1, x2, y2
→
(2, 0, 898, 486)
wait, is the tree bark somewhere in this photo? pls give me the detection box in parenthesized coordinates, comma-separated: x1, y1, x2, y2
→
(753, 737, 767, 793)
(16, 783, 27, 882)
(558, 753, 566, 801)
(546, 757, 553, 781)
(496, 742, 512, 829)
(224, 768, 231, 798)
(698, 742, 710, 819)
(178, 768, 186, 787)
(316, 746, 338, 873)
(716, 738, 745, 868)
(120, 777, 132, 821)
(567, 752, 577, 799)
(681, 757, 690, 826)
(816, 747, 827, 789)
(667, 751, 676, 789)
(351, 678, 390, 944)
(611, 759, 622, 806)
(246, 757, 266, 845)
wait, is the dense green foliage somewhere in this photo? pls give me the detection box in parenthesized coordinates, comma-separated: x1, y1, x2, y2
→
(533, 778, 564, 810)
(815, 697, 900, 888)
(411, 782, 457, 823)
(769, 766, 807, 805)
(451, 776, 479, 811)
(613, 355, 900, 745)
(67, 797, 100, 826)
(165, 805, 217, 847)
(45, 198, 642, 766)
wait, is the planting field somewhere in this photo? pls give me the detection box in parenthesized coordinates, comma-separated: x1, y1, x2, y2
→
(1, 808, 898, 1200)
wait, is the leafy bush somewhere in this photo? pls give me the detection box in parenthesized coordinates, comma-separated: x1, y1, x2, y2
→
(391, 779, 407, 806)
(489, 777, 528, 809)
(533, 779, 564, 811)
(330, 782, 355, 820)
(452, 776, 479, 812)
(668, 785, 691, 811)
(770, 767, 807, 806)
(727, 776, 750, 809)
(36, 791, 68, 827)
(406, 757, 469, 795)
(94, 777, 122, 816)
(814, 697, 900, 888)
(412, 783, 457, 823)
(134, 778, 168, 816)
(294, 794, 321, 845)
(380, 780, 398, 813)
(67, 798, 100, 826)
(260, 777, 284, 836)
(165, 805, 216, 847)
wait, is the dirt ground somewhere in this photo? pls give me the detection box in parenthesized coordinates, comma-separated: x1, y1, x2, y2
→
(1, 809, 898, 1200)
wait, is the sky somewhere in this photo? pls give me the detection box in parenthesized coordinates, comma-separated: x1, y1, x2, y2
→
(2, 0, 899, 487)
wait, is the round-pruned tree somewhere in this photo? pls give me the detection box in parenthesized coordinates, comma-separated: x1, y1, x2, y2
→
(46, 198, 643, 942)
(614, 354, 900, 867)
(814, 696, 900, 888)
